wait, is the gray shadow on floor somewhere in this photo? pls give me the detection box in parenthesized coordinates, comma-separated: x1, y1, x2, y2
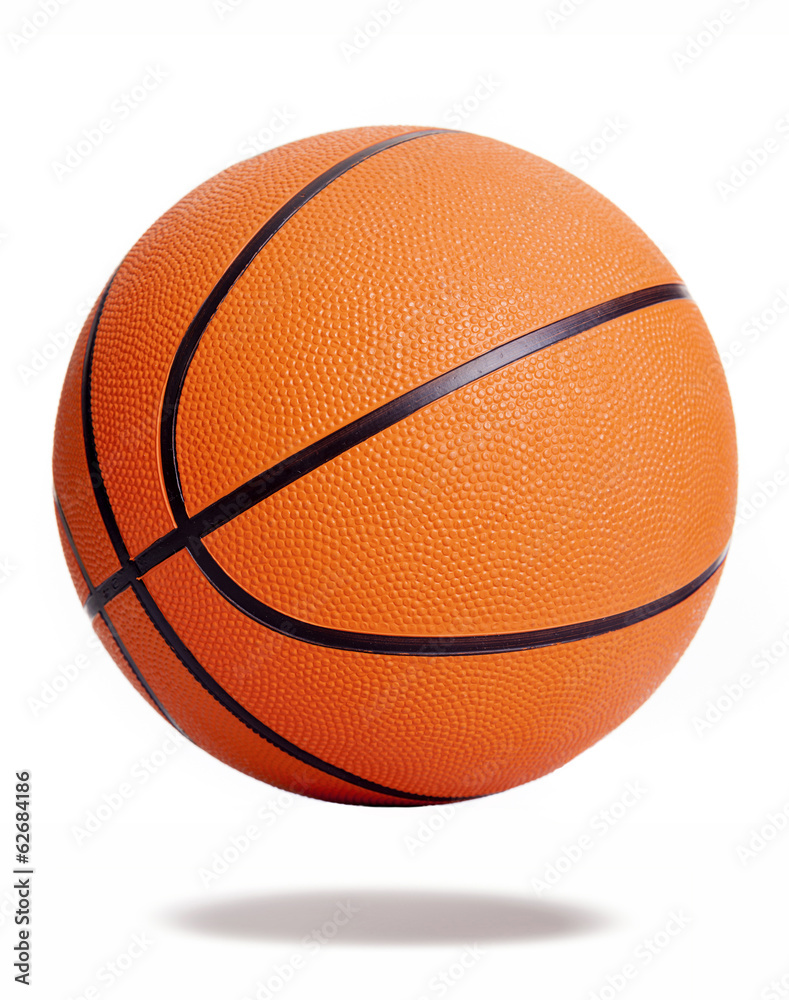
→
(167, 889, 613, 946)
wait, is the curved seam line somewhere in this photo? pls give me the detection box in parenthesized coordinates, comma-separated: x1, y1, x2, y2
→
(80, 272, 183, 728)
(159, 128, 458, 525)
(81, 272, 128, 562)
(128, 577, 461, 804)
(184, 541, 728, 655)
(54, 488, 176, 724)
(72, 130, 466, 801)
(54, 491, 94, 590)
(80, 301, 443, 799)
(86, 284, 696, 633)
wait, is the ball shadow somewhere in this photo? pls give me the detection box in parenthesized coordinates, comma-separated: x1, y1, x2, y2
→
(166, 889, 613, 946)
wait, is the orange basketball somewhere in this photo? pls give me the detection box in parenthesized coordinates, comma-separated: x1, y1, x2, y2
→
(53, 126, 737, 806)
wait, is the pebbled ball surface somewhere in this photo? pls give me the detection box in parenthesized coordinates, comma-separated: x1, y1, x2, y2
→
(204, 299, 733, 637)
(52, 125, 737, 805)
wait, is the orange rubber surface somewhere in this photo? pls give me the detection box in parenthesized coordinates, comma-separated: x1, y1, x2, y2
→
(203, 299, 734, 636)
(174, 129, 681, 515)
(101, 585, 433, 806)
(52, 126, 737, 804)
(125, 552, 720, 801)
(89, 126, 421, 555)
(53, 295, 122, 589)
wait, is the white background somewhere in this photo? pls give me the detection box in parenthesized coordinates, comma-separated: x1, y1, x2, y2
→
(2, 2, 789, 998)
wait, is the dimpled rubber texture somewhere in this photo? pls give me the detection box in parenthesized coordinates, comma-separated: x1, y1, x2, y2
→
(53, 294, 122, 592)
(52, 125, 737, 806)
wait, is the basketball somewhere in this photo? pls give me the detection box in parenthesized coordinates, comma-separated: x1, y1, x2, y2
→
(53, 125, 737, 806)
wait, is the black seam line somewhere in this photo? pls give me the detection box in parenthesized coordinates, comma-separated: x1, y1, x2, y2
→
(81, 270, 129, 563)
(98, 607, 183, 729)
(186, 541, 728, 656)
(159, 128, 458, 526)
(128, 576, 460, 804)
(53, 491, 94, 590)
(53, 490, 176, 725)
(84, 281, 693, 620)
(80, 271, 183, 730)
